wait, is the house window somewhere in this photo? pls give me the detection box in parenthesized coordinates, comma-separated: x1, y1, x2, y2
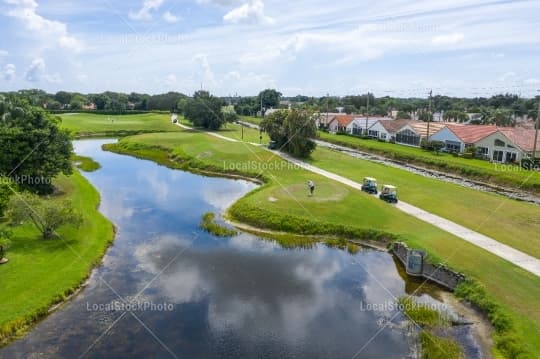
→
(494, 139, 506, 147)
(380, 133, 387, 139)
(445, 141, 461, 153)
(476, 147, 489, 159)
(493, 150, 504, 162)
(506, 152, 517, 163)
(395, 129, 420, 146)
(352, 126, 362, 135)
(368, 130, 378, 138)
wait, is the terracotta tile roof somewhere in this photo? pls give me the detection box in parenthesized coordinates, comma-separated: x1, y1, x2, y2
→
(445, 124, 498, 143)
(377, 119, 413, 134)
(498, 127, 540, 152)
(331, 115, 355, 127)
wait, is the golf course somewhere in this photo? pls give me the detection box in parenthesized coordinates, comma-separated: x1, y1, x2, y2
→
(1, 111, 537, 358)
(55, 112, 538, 358)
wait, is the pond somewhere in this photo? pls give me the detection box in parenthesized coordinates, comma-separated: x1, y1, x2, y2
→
(1, 139, 478, 358)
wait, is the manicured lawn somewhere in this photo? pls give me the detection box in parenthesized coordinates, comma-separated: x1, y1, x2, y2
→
(180, 116, 270, 144)
(309, 147, 540, 258)
(0, 171, 114, 344)
(108, 130, 540, 357)
(58, 112, 179, 136)
(239, 115, 263, 126)
(318, 131, 540, 194)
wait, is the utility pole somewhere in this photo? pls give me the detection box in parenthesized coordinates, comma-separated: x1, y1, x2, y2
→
(326, 93, 329, 125)
(365, 92, 370, 136)
(426, 90, 433, 143)
(533, 92, 540, 159)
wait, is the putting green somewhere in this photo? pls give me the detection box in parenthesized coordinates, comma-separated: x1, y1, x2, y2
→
(270, 182, 349, 202)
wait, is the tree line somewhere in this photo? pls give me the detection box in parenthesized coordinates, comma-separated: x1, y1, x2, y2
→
(2, 89, 538, 125)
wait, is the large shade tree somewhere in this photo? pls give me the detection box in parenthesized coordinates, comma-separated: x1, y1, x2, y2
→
(0, 98, 72, 194)
(184, 91, 225, 130)
(261, 110, 317, 158)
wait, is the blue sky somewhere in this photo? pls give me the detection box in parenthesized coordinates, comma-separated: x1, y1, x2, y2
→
(1, 0, 539, 97)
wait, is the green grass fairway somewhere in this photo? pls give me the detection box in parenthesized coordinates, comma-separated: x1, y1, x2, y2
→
(106, 130, 540, 357)
(0, 171, 114, 344)
(59, 112, 179, 136)
(309, 147, 540, 258)
(180, 117, 270, 144)
(239, 116, 263, 126)
(318, 131, 540, 194)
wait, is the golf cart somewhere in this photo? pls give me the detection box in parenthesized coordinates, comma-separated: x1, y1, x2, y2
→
(268, 140, 278, 150)
(379, 185, 398, 203)
(361, 177, 378, 194)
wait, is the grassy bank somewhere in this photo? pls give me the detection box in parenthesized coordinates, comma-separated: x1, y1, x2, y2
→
(59, 112, 179, 137)
(200, 212, 238, 237)
(104, 130, 540, 358)
(0, 171, 115, 345)
(318, 131, 540, 195)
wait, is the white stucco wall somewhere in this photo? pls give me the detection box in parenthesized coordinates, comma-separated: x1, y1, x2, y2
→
(475, 131, 523, 162)
(367, 121, 391, 141)
(429, 127, 464, 152)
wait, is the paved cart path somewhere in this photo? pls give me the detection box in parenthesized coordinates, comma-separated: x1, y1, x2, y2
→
(177, 122, 540, 277)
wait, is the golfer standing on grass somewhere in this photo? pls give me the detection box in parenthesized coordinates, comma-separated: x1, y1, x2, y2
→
(307, 180, 315, 196)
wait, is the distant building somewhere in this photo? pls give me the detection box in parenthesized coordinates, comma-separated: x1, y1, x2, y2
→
(328, 115, 355, 133)
(394, 121, 446, 147)
(429, 125, 498, 154)
(349, 117, 386, 136)
(82, 103, 96, 110)
(367, 119, 412, 141)
(314, 112, 342, 128)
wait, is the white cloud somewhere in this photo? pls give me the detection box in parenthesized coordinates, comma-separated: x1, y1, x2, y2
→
(163, 73, 177, 87)
(77, 73, 88, 82)
(431, 33, 465, 46)
(524, 78, 540, 85)
(162, 11, 180, 23)
(43, 73, 62, 84)
(0, 50, 8, 57)
(2, 64, 16, 81)
(129, 0, 164, 21)
(223, 0, 274, 24)
(197, 0, 236, 6)
(193, 54, 218, 88)
(4, 0, 83, 52)
(24, 58, 45, 82)
(498, 71, 516, 82)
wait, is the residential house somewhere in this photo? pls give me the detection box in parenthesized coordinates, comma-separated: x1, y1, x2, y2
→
(367, 119, 411, 141)
(429, 124, 498, 154)
(82, 103, 96, 110)
(394, 121, 446, 147)
(328, 115, 355, 133)
(315, 112, 342, 128)
(497, 127, 540, 161)
(347, 117, 383, 135)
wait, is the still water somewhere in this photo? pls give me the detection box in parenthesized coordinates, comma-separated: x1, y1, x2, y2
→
(2, 139, 453, 358)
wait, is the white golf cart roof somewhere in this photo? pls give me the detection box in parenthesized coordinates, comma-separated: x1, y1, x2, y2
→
(382, 185, 397, 190)
(364, 177, 377, 181)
